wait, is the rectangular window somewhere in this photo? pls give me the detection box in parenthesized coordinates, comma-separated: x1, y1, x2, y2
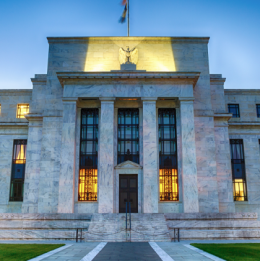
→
(10, 140, 27, 201)
(78, 109, 98, 201)
(17, 104, 29, 118)
(118, 109, 139, 164)
(228, 104, 240, 118)
(159, 109, 178, 201)
(230, 139, 247, 201)
(256, 105, 260, 118)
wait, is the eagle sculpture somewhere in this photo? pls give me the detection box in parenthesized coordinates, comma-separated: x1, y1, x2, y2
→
(119, 46, 138, 65)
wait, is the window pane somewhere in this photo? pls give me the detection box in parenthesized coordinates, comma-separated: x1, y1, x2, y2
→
(118, 109, 139, 164)
(158, 109, 178, 201)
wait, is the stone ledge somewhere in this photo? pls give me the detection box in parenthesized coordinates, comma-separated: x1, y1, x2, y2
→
(56, 71, 201, 87)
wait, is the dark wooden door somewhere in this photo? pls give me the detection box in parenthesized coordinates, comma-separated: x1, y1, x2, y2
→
(119, 174, 138, 213)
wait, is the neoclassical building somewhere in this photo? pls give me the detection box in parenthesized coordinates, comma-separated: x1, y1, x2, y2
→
(0, 37, 260, 217)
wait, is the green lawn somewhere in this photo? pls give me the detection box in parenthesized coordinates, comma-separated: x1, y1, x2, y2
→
(191, 243, 260, 261)
(0, 244, 65, 261)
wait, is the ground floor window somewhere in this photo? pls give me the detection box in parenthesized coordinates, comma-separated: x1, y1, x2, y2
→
(10, 140, 27, 201)
(158, 108, 179, 201)
(230, 139, 247, 201)
(78, 169, 98, 201)
(159, 169, 178, 201)
(79, 109, 98, 201)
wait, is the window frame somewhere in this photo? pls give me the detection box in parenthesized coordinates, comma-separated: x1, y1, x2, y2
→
(228, 104, 240, 118)
(117, 108, 139, 164)
(9, 139, 27, 202)
(158, 108, 179, 202)
(256, 104, 260, 118)
(230, 139, 248, 201)
(78, 108, 99, 201)
(16, 104, 29, 119)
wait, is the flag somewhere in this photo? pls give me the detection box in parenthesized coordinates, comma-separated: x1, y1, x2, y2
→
(119, 1, 127, 23)
(121, 0, 127, 5)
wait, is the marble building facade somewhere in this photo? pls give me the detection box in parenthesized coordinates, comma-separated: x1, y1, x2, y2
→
(0, 37, 260, 218)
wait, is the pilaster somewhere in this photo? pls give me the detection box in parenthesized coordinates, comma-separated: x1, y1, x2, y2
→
(57, 98, 78, 213)
(22, 114, 43, 213)
(142, 98, 158, 213)
(98, 98, 115, 213)
(179, 97, 199, 213)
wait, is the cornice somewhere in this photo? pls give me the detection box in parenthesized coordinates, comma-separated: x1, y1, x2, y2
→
(229, 122, 260, 126)
(0, 90, 32, 96)
(25, 113, 43, 121)
(224, 89, 260, 95)
(48, 36, 210, 44)
(0, 122, 28, 127)
(57, 71, 200, 87)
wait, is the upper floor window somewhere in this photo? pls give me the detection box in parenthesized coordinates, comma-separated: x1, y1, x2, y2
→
(228, 104, 240, 118)
(10, 140, 27, 201)
(118, 109, 139, 164)
(230, 139, 247, 201)
(17, 104, 29, 118)
(79, 109, 99, 201)
(256, 105, 260, 118)
(158, 108, 178, 201)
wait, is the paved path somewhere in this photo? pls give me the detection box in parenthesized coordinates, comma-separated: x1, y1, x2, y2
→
(28, 242, 222, 261)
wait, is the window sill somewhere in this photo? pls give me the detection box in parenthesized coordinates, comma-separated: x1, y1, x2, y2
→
(159, 201, 181, 203)
(234, 201, 248, 204)
(76, 201, 98, 203)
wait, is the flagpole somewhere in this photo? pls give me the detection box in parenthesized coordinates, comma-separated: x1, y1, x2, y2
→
(128, 0, 130, 36)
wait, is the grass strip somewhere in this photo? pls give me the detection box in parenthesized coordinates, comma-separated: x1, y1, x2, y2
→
(191, 243, 260, 261)
(0, 244, 65, 261)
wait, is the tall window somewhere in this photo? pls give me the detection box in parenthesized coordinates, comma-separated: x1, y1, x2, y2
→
(118, 109, 139, 164)
(228, 104, 240, 118)
(10, 140, 27, 201)
(230, 139, 247, 201)
(78, 109, 98, 201)
(256, 105, 260, 118)
(17, 104, 29, 118)
(158, 109, 178, 201)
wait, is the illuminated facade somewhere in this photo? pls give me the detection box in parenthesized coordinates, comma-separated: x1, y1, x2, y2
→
(0, 37, 260, 218)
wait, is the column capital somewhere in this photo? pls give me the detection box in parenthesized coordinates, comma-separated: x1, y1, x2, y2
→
(141, 97, 157, 102)
(99, 97, 116, 102)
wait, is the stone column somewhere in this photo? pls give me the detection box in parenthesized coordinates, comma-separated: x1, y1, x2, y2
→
(142, 98, 158, 213)
(179, 97, 199, 213)
(22, 114, 43, 213)
(98, 98, 115, 213)
(57, 98, 78, 213)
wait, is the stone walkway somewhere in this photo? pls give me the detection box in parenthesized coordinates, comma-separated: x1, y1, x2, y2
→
(26, 241, 226, 261)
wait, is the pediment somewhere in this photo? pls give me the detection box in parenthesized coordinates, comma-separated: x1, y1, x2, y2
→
(115, 160, 142, 169)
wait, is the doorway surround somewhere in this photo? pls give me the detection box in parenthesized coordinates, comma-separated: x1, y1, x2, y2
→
(115, 161, 142, 213)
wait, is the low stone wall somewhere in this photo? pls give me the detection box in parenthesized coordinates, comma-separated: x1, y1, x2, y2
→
(165, 212, 260, 240)
(0, 213, 92, 241)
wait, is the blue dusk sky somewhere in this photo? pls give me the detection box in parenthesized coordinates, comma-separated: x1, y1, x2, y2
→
(0, 0, 259, 89)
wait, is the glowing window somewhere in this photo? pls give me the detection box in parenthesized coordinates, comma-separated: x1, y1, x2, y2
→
(17, 104, 29, 118)
(79, 109, 99, 201)
(158, 108, 179, 201)
(230, 139, 247, 201)
(10, 140, 27, 201)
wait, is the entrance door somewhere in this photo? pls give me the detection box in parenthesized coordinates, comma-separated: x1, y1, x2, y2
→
(119, 174, 138, 213)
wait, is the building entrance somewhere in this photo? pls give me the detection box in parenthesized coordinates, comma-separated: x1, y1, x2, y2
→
(119, 174, 138, 213)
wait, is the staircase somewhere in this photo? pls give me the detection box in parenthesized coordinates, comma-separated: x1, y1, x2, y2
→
(0, 212, 259, 242)
(84, 213, 171, 242)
